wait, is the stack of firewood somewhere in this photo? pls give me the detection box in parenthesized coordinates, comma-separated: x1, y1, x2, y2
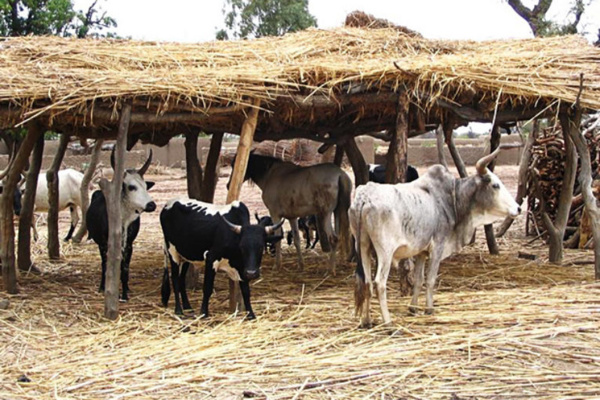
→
(221, 139, 323, 166)
(526, 113, 600, 247)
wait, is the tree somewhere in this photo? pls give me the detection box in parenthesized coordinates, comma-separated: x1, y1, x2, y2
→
(506, 0, 591, 37)
(216, 0, 317, 40)
(0, 0, 116, 38)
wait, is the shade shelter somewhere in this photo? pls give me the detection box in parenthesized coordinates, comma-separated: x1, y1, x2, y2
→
(0, 27, 599, 319)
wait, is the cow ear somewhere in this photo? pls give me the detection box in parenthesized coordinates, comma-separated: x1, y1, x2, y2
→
(481, 174, 491, 183)
(146, 181, 155, 190)
(266, 234, 283, 244)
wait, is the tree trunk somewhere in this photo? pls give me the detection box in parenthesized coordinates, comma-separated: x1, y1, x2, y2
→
(344, 137, 368, 187)
(17, 128, 44, 272)
(200, 132, 224, 203)
(484, 124, 501, 255)
(435, 125, 448, 168)
(496, 120, 539, 237)
(1, 124, 44, 293)
(564, 109, 600, 278)
(72, 139, 104, 243)
(385, 93, 409, 183)
(100, 104, 131, 320)
(46, 133, 70, 260)
(185, 132, 203, 200)
(226, 99, 260, 312)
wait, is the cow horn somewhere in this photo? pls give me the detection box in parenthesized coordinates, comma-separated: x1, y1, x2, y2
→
(255, 212, 260, 223)
(265, 218, 285, 235)
(137, 149, 153, 177)
(0, 144, 17, 180)
(475, 143, 521, 175)
(221, 215, 242, 234)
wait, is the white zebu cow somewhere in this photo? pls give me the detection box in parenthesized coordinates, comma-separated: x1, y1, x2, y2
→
(349, 146, 521, 327)
(30, 169, 85, 241)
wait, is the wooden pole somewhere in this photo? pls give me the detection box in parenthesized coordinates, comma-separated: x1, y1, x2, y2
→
(443, 117, 468, 178)
(226, 98, 260, 313)
(200, 132, 224, 203)
(484, 124, 501, 255)
(185, 132, 203, 200)
(435, 125, 448, 169)
(344, 137, 368, 187)
(385, 92, 409, 183)
(1, 124, 44, 293)
(46, 133, 70, 259)
(17, 124, 44, 273)
(100, 104, 131, 320)
(72, 139, 103, 243)
(333, 144, 345, 167)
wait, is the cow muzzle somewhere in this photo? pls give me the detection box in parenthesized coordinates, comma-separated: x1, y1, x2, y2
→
(145, 202, 157, 212)
(245, 269, 260, 281)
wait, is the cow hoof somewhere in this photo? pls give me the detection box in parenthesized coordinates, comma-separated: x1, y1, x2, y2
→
(425, 308, 435, 315)
(359, 322, 373, 329)
(408, 306, 419, 315)
(119, 298, 128, 303)
(200, 313, 210, 319)
(246, 313, 256, 321)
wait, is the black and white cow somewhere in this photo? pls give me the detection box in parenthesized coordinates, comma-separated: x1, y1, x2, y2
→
(255, 212, 276, 255)
(350, 146, 521, 327)
(160, 199, 284, 319)
(86, 150, 156, 301)
(368, 164, 419, 184)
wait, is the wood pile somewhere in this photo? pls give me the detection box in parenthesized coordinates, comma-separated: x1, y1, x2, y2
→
(526, 113, 600, 246)
(221, 139, 323, 166)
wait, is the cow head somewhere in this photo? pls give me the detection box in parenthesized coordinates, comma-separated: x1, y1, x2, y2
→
(112, 149, 157, 215)
(470, 145, 521, 223)
(221, 216, 285, 280)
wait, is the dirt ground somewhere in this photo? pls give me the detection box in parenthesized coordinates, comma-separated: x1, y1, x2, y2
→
(1, 164, 600, 399)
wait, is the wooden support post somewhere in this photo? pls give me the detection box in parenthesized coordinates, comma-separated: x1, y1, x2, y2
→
(226, 99, 260, 313)
(497, 120, 539, 237)
(200, 132, 224, 203)
(46, 133, 70, 259)
(484, 124, 501, 255)
(443, 117, 468, 178)
(100, 104, 131, 320)
(385, 93, 409, 183)
(435, 125, 448, 169)
(185, 132, 203, 200)
(17, 125, 44, 272)
(344, 137, 368, 187)
(72, 139, 103, 243)
(333, 144, 345, 167)
(1, 124, 44, 293)
(563, 111, 600, 276)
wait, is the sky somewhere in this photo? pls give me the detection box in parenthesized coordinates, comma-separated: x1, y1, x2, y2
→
(73, 0, 600, 43)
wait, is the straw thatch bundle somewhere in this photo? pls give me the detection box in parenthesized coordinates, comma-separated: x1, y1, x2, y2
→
(344, 10, 422, 37)
(0, 27, 598, 134)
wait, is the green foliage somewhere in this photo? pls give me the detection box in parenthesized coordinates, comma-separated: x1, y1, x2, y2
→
(0, 0, 116, 37)
(506, 0, 593, 38)
(217, 0, 317, 40)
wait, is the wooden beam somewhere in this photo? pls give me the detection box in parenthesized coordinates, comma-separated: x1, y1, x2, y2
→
(1, 123, 44, 293)
(385, 92, 409, 183)
(344, 137, 368, 186)
(435, 125, 448, 168)
(46, 133, 70, 259)
(17, 124, 44, 272)
(99, 104, 131, 320)
(185, 132, 203, 200)
(436, 99, 550, 123)
(443, 116, 468, 178)
(200, 132, 224, 203)
(226, 98, 261, 313)
(333, 145, 345, 166)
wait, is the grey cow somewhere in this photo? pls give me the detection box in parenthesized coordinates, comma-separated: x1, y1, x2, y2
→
(350, 146, 521, 327)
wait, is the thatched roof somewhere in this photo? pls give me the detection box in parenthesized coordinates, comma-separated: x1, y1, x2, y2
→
(0, 28, 598, 145)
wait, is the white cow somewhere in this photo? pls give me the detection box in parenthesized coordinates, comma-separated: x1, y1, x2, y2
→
(349, 145, 521, 327)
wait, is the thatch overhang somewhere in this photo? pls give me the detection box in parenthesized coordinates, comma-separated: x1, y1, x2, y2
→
(0, 28, 599, 146)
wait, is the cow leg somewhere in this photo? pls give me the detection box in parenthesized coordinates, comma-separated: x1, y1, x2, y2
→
(373, 248, 393, 325)
(98, 244, 108, 292)
(320, 212, 338, 275)
(31, 216, 39, 242)
(239, 280, 255, 320)
(180, 261, 193, 311)
(64, 205, 79, 241)
(311, 228, 319, 249)
(200, 256, 217, 318)
(170, 261, 184, 315)
(289, 218, 305, 271)
(119, 240, 134, 302)
(409, 254, 427, 315)
(273, 217, 284, 269)
(303, 224, 311, 249)
(358, 235, 374, 328)
(425, 248, 444, 315)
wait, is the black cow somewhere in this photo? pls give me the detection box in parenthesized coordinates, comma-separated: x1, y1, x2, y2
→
(368, 164, 419, 184)
(255, 213, 277, 255)
(161, 199, 284, 319)
(86, 151, 156, 301)
(286, 215, 319, 249)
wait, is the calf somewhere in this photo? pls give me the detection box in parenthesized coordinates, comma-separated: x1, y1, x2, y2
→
(286, 215, 319, 249)
(161, 199, 284, 319)
(86, 150, 156, 301)
(350, 146, 520, 326)
(368, 164, 419, 184)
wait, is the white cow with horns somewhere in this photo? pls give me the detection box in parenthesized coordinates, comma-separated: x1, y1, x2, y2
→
(350, 145, 521, 327)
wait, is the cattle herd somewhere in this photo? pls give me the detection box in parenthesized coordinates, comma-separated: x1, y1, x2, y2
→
(4, 145, 520, 325)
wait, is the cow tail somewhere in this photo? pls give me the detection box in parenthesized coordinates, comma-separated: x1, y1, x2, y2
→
(354, 200, 368, 317)
(335, 173, 352, 258)
(161, 241, 171, 308)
